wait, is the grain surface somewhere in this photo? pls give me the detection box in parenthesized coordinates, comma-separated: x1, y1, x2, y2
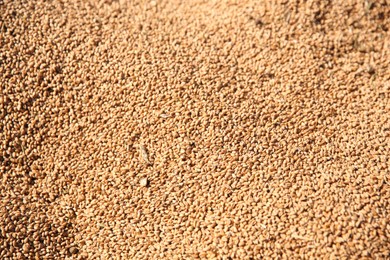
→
(1, 0, 389, 259)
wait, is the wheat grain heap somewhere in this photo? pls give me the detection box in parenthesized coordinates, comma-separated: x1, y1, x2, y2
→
(1, 0, 389, 259)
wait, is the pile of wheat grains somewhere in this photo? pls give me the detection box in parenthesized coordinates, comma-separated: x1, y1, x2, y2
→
(1, 0, 389, 258)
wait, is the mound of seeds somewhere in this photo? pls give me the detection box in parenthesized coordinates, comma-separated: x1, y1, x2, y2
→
(1, 0, 389, 258)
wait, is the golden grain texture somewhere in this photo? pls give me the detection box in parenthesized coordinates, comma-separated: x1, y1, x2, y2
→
(1, 0, 389, 259)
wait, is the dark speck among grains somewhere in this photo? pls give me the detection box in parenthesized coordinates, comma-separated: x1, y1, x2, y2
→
(1, 0, 389, 259)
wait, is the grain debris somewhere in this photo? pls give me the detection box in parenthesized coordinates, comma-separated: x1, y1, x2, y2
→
(139, 144, 151, 165)
(140, 178, 149, 187)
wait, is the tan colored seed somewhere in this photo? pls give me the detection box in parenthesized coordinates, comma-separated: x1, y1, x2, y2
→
(22, 243, 30, 253)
